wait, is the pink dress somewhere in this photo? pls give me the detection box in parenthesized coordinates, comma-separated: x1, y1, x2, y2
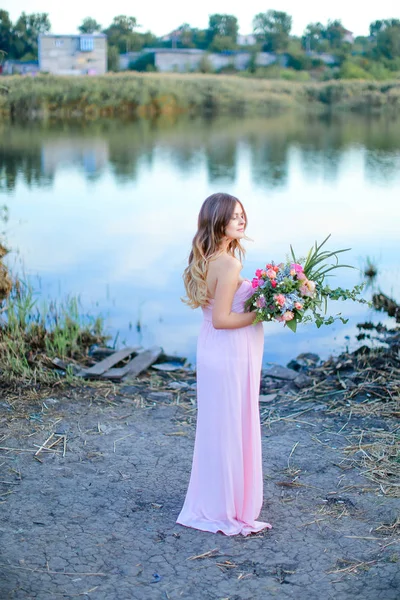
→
(176, 279, 272, 536)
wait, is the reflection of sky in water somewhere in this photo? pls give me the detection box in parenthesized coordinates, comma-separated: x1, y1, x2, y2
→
(2, 116, 400, 366)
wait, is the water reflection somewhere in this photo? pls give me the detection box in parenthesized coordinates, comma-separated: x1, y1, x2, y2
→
(2, 115, 400, 192)
(1, 114, 400, 365)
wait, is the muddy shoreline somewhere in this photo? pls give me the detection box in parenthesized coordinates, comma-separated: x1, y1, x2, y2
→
(1, 321, 399, 598)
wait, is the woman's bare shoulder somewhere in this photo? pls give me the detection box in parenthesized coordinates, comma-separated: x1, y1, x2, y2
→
(211, 253, 242, 271)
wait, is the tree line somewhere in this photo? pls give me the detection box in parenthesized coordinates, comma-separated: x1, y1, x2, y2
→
(1, 9, 400, 75)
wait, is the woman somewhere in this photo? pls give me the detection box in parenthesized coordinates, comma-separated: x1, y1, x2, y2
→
(176, 192, 273, 536)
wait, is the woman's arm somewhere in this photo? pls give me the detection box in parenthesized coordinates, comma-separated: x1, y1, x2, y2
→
(212, 258, 257, 330)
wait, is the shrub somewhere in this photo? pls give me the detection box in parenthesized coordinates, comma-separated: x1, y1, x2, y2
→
(129, 52, 156, 72)
(198, 55, 214, 74)
(338, 60, 373, 80)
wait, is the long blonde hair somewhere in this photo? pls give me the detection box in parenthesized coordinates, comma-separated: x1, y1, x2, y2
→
(182, 193, 248, 308)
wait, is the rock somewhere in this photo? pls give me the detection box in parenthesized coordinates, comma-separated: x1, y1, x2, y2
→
(120, 385, 141, 396)
(293, 373, 313, 389)
(44, 397, 58, 405)
(313, 404, 328, 412)
(152, 363, 184, 372)
(262, 365, 298, 381)
(147, 392, 174, 403)
(286, 359, 301, 372)
(259, 393, 277, 403)
(296, 353, 320, 366)
(167, 382, 190, 390)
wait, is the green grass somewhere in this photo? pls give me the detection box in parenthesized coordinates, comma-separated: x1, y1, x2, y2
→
(0, 276, 108, 383)
(1, 73, 400, 120)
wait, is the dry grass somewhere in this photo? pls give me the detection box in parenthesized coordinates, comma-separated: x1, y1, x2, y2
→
(1, 73, 400, 120)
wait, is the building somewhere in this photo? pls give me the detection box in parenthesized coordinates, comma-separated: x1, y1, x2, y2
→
(38, 34, 107, 75)
(2, 60, 39, 75)
(120, 48, 280, 73)
(342, 29, 355, 44)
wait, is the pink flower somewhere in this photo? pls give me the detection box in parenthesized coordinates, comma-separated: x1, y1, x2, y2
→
(276, 315, 285, 322)
(271, 280, 277, 288)
(282, 310, 294, 321)
(255, 269, 263, 277)
(290, 263, 304, 274)
(266, 268, 277, 279)
(251, 277, 260, 289)
(296, 271, 307, 281)
(307, 280, 316, 294)
(294, 302, 303, 310)
(299, 284, 308, 296)
(299, 280, 316, 298)
(274, 293, 286, 307)
(256, 296, 266, 308)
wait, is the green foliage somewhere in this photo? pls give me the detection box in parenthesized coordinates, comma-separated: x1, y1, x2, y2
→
(253, 10, 292, 52)
(102, 14, 139, 54)
(375, 24, 400, 60)
(286, 52, 314, 71)
(207, 14, 238, 46)
(79, 17, 102, 34)
(0, 277, 107, 381)
(129, 52, 156, 72)
(107, 45, 120, 72)
(198, 55, 214, 73)
(12, 11, 50, 59)
(339, 60, 373, 80)
(241, 65, 310, 81)
(2, 73, 400, 121)
(209, 35, 237, 52)
(302, 22, 326, 52)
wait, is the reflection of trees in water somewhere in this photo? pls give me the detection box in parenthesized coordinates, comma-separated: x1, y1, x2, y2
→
(168, 146, 202, 173)
(364, 151, 400, 184)
(205, 139, 237, 182)
(297, 147, 341, 182)
(1, 114, 400, 191)
(0, 148, 53, 192)
(248, 135, 289, 188)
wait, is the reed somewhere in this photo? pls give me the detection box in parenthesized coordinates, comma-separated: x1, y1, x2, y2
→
(1, 73, 400, 120)
(0, 276, 107, 382)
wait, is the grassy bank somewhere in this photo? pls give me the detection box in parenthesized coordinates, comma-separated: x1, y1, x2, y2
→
(0, 271, 107, 384)
(1, 73, 400, 119)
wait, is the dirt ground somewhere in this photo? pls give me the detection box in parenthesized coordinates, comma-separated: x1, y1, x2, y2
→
(0, 374, 399, 600)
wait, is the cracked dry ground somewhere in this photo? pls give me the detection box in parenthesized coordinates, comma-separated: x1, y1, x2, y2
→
(0, 384, 399, 600)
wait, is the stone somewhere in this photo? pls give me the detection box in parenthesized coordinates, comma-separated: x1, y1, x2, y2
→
(296, 352, 320, 365)
(262, 365, 298, 381)
(286, 359, 301, 372)
(259, 394, 277, 403)
(152, 363, 184, 372)
(147, 392, 173, 403)
(293, 373, 313, 389)
(167, 382, 190, 390)
(120, 385, 141, 396)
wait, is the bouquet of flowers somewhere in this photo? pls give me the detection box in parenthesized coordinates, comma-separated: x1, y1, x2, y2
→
(244, 234, 370, 332)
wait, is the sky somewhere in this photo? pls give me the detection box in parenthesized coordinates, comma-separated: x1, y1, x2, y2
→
(1, 0, 399, 38)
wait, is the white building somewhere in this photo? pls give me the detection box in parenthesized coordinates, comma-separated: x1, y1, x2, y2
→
(39, 34, 107, 75)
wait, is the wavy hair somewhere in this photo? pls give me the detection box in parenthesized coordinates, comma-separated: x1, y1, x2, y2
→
(182, 192, 248, 308)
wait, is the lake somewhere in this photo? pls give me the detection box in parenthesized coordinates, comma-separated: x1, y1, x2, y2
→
(1, 113, 399, 367)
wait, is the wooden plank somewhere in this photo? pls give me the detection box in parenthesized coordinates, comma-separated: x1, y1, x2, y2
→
(102, 346, 162, 381)
(83, 346, 142, 377)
